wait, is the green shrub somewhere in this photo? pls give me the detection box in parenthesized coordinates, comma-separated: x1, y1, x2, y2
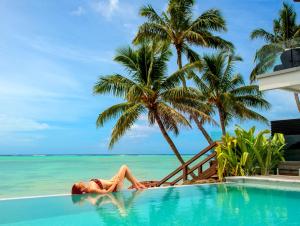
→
(216, 127, 285, 180)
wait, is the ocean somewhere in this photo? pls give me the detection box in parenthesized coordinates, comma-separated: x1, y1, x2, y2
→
(0, 155, 193, 199)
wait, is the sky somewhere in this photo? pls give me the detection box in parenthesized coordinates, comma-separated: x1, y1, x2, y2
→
(0, 0, 300, 155)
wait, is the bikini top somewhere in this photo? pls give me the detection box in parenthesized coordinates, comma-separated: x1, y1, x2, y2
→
(91, 178, 117, 192)
(90, 179, 103, 190)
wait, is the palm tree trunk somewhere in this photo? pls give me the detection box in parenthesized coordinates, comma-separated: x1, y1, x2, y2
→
(154, 112, 197, 179)
(192, 115, 213, 145)
(218, 109, 226, 136)
(176, 46, 187, 87)
(176, 46, 183, 69)
(155, 113, 185, 164)
(294, 93, 300, 112)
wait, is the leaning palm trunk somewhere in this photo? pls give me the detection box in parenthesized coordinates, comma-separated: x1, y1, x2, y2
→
(218, 109, 226, 136)
(176, 46, 183, 69)
(154, 113, 185, 164)
(175, 46, 187, 87)
(154, 113, 197, 179)
(294, 93, 300, 112)
(192, 115, 213, 145)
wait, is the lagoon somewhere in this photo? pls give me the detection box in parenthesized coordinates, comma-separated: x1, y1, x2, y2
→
(0, 155, 192, 199)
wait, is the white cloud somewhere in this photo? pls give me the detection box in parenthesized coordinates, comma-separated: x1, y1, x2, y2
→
(0, 115, 49, 146)
(16, 35, 114, 63)
(90, 0, 137, 20)
(126, 123, 158, 138)
(71, 6, 86, 16)
(91, 0, 119, 19)
(0, 115, 49, 133)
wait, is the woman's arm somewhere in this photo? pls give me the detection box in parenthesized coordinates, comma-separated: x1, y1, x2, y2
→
(86, 187, 108, 194)
(106, 178, 119, 192)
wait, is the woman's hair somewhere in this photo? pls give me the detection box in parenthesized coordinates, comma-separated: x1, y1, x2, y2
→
(71, 182, 85, 195)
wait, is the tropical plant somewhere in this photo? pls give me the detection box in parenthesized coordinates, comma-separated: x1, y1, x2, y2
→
(93, 42, 207, 168)
(192, 51, 270, 136)
(216, 127, 285, 180)
(250, 2, 300, 111)
(252, 131, 286, 175)
(133, 0, 232, 81)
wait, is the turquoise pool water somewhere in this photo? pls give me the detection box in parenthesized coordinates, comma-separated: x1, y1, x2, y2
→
(1, 184, 300, 226)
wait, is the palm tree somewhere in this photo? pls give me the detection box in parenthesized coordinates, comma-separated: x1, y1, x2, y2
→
(93, 42, 206, 167)
(250, 2, 300, 111)
(133, 0, 232, 144)
(133, 0, 232, 80)
(192, 51, 270, 136)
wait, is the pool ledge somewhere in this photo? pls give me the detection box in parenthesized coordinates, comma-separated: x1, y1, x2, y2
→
(226, 176, 300, 190)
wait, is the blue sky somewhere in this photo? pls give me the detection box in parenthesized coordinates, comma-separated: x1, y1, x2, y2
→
(0, 0, 299, 155)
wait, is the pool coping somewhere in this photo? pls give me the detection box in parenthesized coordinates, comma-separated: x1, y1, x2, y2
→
(225, 176, 300, 191)
(226, 176, 300, 184)
(0, 182, 226, 201)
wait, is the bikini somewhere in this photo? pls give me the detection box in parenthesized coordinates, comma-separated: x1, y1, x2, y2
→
(90, 178, 118, 192)
(90, 179, 104, 189)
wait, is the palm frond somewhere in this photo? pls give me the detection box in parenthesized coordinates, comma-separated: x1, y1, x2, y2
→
(182, 44, 200, 63)
(161, 61, 201, 90)
(133, 23, 169, 44)
(109, 104, 145, 148)
(229, 74, 245, 87)
(250, 29, 276, 42)
(232, 104, 269, 124)
(140, 5, 165, 25)
(158, 102, 191, 135)
(188, 9, 226, 32)
(93, 74, 135, 97)
(187, 31, 234, 50)
(235, 94, 271, 110)
(254, 43, 283, 62)
(250, 54, 277, 82)
(96, 102, 134, 127)
(230, 84, 260, 96)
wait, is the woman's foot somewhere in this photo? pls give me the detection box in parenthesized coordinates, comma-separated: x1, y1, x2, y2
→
(132, 183, 146, 190)
(138, 183, 146, 189)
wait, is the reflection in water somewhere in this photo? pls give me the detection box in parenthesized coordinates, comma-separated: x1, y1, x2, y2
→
(70, 185, 300, 226)
(72, 190, 146, 225)
(215, 185, 291, 225)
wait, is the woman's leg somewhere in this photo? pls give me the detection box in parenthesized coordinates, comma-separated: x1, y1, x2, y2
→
(123, 165, 146, 189)
(114, 165, 145, 189)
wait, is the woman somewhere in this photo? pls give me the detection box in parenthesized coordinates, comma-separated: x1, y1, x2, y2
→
(71, 165, 146, 194)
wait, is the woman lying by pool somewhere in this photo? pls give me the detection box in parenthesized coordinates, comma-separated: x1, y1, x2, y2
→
(71, 165, 146, 194)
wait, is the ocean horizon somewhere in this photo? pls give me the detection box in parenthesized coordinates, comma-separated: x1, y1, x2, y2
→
(0, 154, 195, 156)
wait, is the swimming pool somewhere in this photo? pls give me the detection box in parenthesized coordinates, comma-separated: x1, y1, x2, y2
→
(0, 183, 300, 226)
